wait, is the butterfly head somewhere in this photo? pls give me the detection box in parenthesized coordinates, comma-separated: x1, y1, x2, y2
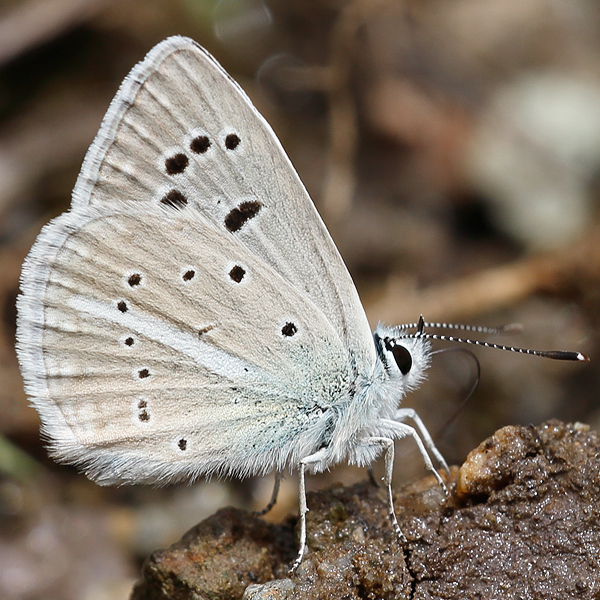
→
(374, 314, 588, 392)
(374, 317, 432, 393)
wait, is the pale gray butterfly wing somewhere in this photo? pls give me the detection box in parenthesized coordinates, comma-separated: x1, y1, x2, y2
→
(73, 36, 374, 375)
(16, 36, 376, 485)
(19, 206, 350, 484)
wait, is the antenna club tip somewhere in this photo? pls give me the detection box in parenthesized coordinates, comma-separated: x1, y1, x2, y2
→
(544, 350, 590, 362)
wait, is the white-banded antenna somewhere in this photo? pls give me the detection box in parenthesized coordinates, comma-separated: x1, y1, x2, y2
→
(399, 315, 588, 362)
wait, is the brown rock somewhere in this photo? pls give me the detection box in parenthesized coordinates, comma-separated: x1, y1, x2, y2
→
(131, 420, 600, 599)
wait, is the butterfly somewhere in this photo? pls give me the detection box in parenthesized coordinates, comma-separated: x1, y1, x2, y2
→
(16, 36, 585, 569)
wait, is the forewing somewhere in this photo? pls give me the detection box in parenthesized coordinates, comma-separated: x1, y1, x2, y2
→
(17, 205, 350, 484)
(73, 36, 375, 374)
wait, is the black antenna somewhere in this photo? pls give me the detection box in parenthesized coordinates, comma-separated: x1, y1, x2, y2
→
(406, 315, 588, 362)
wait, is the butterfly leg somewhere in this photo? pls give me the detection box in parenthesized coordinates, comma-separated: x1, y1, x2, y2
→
(393, 408, 450, 474)
(361, 436, 406, 542)
(289, 448, 328, 572)
(252, 472, 282, 517)
(382, 419, 449, 495)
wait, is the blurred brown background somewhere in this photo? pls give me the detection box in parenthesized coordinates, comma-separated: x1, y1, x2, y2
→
(0, 0, 598, 598)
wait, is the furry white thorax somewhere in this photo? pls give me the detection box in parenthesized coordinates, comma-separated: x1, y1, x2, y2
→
(303, 323, 433, 474)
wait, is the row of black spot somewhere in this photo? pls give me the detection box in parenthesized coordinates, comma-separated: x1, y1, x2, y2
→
(163, 133, 240, 176)
(158, 131, 264, 233)
(118, 267, 298, 340)
(160, 192, 263, 234)
(121, 256, 296, 434)
(124, 264, 247, 290)
(118, 265, 247, 353)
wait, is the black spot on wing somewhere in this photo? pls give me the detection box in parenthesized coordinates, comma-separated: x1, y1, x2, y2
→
(225, 201, 263, 232)
(137, 399, 149, 422)
(160, 189, 188, 209)
(165, 153, 189, 175)
(128, 274, 142, 287)
(225, 133, 241, 150)
(229, 265, 246, 283)
(281, 322, 297, 337)
(191, 136, 211, 153)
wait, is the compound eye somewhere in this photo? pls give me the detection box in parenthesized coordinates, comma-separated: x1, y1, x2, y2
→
(385, 339, 413, 375)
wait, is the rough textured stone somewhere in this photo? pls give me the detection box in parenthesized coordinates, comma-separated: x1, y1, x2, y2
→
(129, 507, 295, 600)
(243, 578, 296, 600)
(131, 420, 600, 600)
